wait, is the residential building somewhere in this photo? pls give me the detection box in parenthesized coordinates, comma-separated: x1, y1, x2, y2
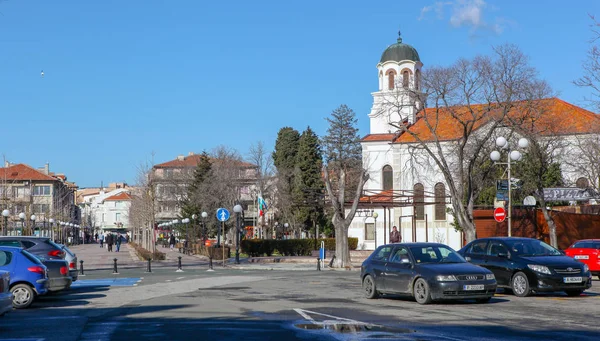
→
(78, 183, 132, 234)
(0, 162, 79, 235)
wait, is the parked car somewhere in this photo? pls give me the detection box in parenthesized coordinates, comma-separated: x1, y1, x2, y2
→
(458, 237, 593, 297)
(56, 244, 78, 282)
(0, 246, 49, 309)
(564, 239, 600, 280)
(0, 270, 12, 316)
(35, 257, 71, 292)
(0, 237, 65, 260)
(361, 242, 497, 304)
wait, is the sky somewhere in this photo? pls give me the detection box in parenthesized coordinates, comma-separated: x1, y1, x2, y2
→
(1, 0, 600, 188)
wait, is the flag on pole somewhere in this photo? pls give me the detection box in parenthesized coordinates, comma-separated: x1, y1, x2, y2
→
(258, 197, 267, 217)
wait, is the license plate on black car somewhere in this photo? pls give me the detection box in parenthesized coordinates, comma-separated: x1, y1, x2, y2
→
(463, 285, 484, 290)
(563, 277, 583, 283)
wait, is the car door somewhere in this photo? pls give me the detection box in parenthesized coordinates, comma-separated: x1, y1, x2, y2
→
(369, 246, 393, 291)
(0, 250, 15, 281)
(485, 241, 512, 286)
(383, 245, 415, 294)
(463, 239, 490, 268)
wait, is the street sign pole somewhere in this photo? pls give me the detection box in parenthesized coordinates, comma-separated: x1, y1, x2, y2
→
(222, 221, 225, 267)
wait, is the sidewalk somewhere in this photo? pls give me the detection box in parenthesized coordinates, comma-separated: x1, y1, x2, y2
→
(68, 242, 143, 271)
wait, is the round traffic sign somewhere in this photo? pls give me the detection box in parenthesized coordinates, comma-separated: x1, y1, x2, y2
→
(494, 207, 506, 223)
(216, 208, 230, 222)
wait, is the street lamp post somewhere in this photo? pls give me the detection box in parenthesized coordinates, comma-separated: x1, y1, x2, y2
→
(30, 215, 36, 237)
(60, 221, 66, 244)
(18, 212, 25, 236)
(201, 211, 208, 245)
(191, 214, 197, 243)
(49, 218, 55, 240)
(2, 209, 9, 236)
(284, 223, 289, 239)
(182, 218, 190, 252)
(490, 137, 529, 237)
(373, 212, 378, 248)
(233, 204, 243, 264)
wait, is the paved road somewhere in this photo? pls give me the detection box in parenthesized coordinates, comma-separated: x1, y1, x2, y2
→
(1, 244, 599, 340)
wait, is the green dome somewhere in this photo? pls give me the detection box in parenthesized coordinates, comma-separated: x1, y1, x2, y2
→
(379, 34, 420, 63)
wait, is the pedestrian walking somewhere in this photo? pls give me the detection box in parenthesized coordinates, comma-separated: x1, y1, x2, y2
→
(169, 234, 176, 251)
(106, 233, 114, 252)
(94, 232, 98, 242)
(390, 226, 401, 243)
(116, 233, 122, 252)
(99, 233, 104, 248)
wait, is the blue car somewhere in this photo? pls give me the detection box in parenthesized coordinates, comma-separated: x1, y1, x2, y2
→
(0, 246, 49, 309)
(0, 270, 11, 316)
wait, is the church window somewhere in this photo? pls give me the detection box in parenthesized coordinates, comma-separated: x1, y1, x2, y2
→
(415, 69, 421, 90)
(386, 69, 396, 90)
(382, 165, 393, 191)
(434, 183, 446, 220)
(403, 70, 410, 88)
(576, 177, 589, 188)
(414, 183, 424, 220)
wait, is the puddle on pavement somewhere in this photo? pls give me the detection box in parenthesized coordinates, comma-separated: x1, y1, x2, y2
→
(294, 323, 414, 335)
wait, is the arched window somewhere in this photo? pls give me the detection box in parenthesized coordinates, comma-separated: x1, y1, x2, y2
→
(414, 183, 424, 220)
(434, 183, 446, 220)
(415, 69, 421, 90)
(382, 165, 393, 191)
(576, 177, 590, 188)
(402, 70, 410, 88)
(386, 69, 396, 90)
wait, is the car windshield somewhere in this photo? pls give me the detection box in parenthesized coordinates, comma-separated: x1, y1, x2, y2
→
(21, 249, 44, 265)
(571, 241, 600, 249)
(506, 239, 562, 256)
(409, 245, 466, 264)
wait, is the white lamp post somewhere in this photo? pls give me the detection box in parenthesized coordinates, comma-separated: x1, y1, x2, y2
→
(30, 215, 37, 236)
(284, 223, 289, 239)
(201, 211, 208, 245)
(18, 212, 25, 236)
(490, 137, 529, 237)
(233, 204, 243, 264)
(373, 212, 379, 248)
(2, 209, 9, 236)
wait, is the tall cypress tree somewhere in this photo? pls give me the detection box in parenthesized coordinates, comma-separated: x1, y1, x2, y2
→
(273, 127, 300, 188)
(180, 151, 212, 219)
(292, 127, 325, 231)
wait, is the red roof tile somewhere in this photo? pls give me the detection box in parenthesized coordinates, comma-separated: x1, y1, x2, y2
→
(104, 192, 132, 201)
(394, 98, 600, 143)
(361, 134, 396, 142)
(154, 154, 256, 169)
(359, 190, 395, 204)
(0, 164, 58, 182)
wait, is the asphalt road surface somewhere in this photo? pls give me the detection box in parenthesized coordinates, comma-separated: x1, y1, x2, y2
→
(1, 267, 599, 341)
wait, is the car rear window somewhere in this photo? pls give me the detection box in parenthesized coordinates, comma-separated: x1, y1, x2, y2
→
(571, 241, 600, 249)
(0, 251, 12, 266)
(62, 246, 75, 257)
(21, 249, 43, 265)
(0, 240, 21, 247)
(46, 240, 64, 250)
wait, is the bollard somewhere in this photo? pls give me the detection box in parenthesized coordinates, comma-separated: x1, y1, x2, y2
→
(146, 258, 152, 273)
(79, 260, 85, 276)
(317, 257, 321, 271)
(207, 256, 214, 272)
(176, 256, 183, 272)
(113, 258, 119, 274)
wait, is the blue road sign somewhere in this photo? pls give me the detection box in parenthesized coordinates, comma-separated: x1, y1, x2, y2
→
(216, 208, 230, 222)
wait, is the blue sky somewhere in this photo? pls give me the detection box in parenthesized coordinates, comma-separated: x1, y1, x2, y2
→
(1, 0, 599, 187)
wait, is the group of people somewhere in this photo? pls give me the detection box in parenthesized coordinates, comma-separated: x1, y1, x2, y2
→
(95, 232, 127, 252)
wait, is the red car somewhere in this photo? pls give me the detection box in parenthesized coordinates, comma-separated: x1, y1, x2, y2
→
(565, 239, 600, 279)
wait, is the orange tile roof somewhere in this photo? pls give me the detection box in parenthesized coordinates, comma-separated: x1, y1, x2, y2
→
(361, 134, 396, 142)
(394, 98, 600, 143)
(154, 154, 256, 169)
(0, 164, 58, 182)
(104, 192, 132, 201)
(359, 189, 395, 204)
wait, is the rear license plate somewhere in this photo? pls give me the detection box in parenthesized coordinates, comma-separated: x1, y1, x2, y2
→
(563, 277, 583, 283)
(463, 285, 484, 290)
(574, 255, 589, 260)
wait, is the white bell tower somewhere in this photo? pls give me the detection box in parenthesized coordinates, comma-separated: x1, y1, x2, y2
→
(368, 32, 424, 134)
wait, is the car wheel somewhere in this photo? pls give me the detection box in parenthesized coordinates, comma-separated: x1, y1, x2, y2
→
(475, 296, 492, 303)
(413, 278, 433, 305)
(362, 275, 379, 299)
(511, 272, 531, 297)
(11, 284, 35, 309)
(565, 289, 584, 297)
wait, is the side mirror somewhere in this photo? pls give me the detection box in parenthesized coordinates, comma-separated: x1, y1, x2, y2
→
(497, 252, 508, 258)
(401, 258, 411, 264)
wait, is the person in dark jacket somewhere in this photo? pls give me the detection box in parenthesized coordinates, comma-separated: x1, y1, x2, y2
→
(390, 226, 401, 243)
(106, 233, 114, 252)
(169, 234, 176, 251)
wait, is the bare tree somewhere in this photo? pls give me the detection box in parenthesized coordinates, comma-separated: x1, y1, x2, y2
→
(247, 141, 275, 236)
(380, 44, 547, 243)
(129, 157, 157, 252)
(575, 15, 600, 111)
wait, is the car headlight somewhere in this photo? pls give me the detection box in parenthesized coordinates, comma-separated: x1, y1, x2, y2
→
(583, 264, 590, 273)
(486, 273, 495, 280)
(436, 275, 457, 281)
(527, 264, 551, 275)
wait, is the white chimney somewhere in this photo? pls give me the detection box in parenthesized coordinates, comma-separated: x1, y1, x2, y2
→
(177, 155, 185, 161)
(188, 152, 194, 156)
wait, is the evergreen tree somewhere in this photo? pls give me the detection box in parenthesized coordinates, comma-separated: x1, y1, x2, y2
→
(322, 104, 362, 169)
(292, 127, 325, 232)
(180, 151, 212, 220)
(272, 127, 301, 231)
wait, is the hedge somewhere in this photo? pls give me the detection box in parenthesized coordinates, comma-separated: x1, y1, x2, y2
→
(130, 242, 166, 260)
(240, 238, 358, 257)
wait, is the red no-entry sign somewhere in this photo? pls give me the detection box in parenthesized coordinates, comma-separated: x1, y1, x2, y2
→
(494, 207, 506, 223)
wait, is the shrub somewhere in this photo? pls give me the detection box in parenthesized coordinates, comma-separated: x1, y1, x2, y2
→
(130, 242, 166, 260)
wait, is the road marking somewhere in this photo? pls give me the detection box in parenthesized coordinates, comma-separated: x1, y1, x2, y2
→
(71, 278, 141, 288)
(176, 277, 185, 280)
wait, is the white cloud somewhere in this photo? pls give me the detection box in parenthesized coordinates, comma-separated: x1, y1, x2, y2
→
(418, 0, 509, 35)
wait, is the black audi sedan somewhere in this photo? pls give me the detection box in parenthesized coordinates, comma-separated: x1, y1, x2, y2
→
(458, 237, 593, 297)
(361, 242, 497, 304)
